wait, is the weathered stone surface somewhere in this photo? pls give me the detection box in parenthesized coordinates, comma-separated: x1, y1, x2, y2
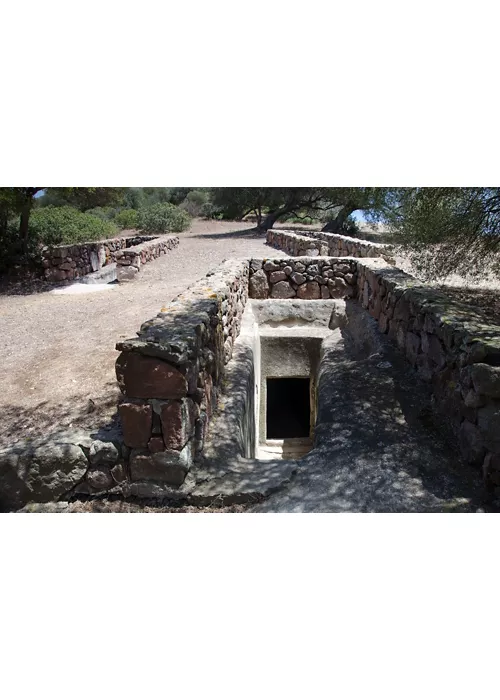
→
(471, 363, 500, 398)
(148, 437, 165, 453)
(405, 332, 420, 365)
(86, 467, 114, 491)
(477, 403, 500, 449)
(129, 443, 192, 486)
(89, 440, 119, 466)
(160, 399, 197, 450)
(290, 272, 306, 285)
(116, 353, 188, 399)
(0, 442, 88, 510)
(111, 463, 127, 483)
(269, 271, 286, 283)
(297, 281, 321, 300)
(118, 402, 153, 447)
(116, 265, 138, 282)
(271, 281, 295, 299)
(459, 420, 486, 465)
(248, 269, 268, 299)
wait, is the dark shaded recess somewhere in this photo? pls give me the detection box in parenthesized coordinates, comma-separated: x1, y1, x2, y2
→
(266, 378, 310, 439)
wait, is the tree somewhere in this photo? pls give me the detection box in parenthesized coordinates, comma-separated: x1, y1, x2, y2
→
(381, 188, 500, 278)
(209, 187, 391, 231)
(38, 187, 126, 211)
(0, 187, 125, 257)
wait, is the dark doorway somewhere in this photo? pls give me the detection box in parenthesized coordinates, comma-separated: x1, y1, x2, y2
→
(266, 378, 310, 439)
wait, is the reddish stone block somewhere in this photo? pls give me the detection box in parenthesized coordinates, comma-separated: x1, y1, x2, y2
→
(116, 352, 188, 399)
(160, 399, 197, 450)
(148, 436, 165, 453)
(118, 402, 152, 448)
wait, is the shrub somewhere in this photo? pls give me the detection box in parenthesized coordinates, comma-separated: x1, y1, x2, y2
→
(179, 189, 209, 217)
(138, 202, 191, 234)
(200, 201, 223, 219)
(114, 208, 139, 230)
(28, 206, 118, 246)
(84, 206, 117, 221)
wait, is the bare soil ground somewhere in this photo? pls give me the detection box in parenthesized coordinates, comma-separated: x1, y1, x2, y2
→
(0, 220, 270, 447)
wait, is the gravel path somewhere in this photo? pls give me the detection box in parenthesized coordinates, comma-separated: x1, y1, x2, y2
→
(0, 220, 270, 447)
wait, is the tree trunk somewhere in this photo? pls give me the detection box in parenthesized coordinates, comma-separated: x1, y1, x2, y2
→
(322, 204, 358, 233)
(258, 207, 292, 232)
(19, 199, 32, 256)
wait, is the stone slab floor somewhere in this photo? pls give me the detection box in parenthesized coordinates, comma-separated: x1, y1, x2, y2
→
(0, 221, 271, 448)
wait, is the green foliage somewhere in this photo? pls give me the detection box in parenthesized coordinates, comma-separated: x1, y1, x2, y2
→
(38, 187, 126, 211)
(84, 206, 117, 221)
(382, 188, 500, 279)
(121, 188, 198, 210)
(180, 189, 210, 217)
(208, 187, 391, 230)
(138, 203, 191, 234)
(28, 206, 118, 246)
(114, 208, 139, 230)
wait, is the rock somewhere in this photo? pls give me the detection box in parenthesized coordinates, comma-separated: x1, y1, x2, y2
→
(160, 399, 197, 450)
(294, 262, 306, 273)
(248, 269, 268, 299)
(421, 332, 446, 369)
(471, 363, 500, 398)
(116, 352, 188, 399)
(270, 281, 295, 299)
(463, 389, 485, 409)
(263, 261, 280, 272)
(129, 443, 192, 487)
(0, 442, 88, 510)
(477, 403, 500, 450)
(482, 452, 500, 485)
(117, 265, 138, 282)
(111, 463, 127, 483)
(86, 467, 114, 491)
(459, 420, 486, 465)
(290, 272, 306, 285)
(269, 271, 286, 284)
(118, 403, 153, 448)
(405, 332, 420, 365)
(148, 437, 165, 453)
(89, 440, 119, 466)
(297, 281, 321, 300)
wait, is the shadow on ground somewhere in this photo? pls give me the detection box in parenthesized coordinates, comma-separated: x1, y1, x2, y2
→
(190, 227, 265, 241)
(0, 381, 120, 449)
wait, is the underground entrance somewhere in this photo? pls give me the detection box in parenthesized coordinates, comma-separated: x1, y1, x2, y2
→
(266, 378, 310, 439)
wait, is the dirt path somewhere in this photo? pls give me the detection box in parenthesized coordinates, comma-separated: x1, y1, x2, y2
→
(0, 220, 270, 447)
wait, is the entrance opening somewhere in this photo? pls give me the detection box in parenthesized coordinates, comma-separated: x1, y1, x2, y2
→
(266, 377, 310, 439)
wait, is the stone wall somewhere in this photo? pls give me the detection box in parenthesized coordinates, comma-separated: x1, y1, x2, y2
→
(115, 259, 249, 487)
(266, 229, 328, 256)
(41, 234, 158, 283)
(268, 228, 392, 261)
(115, 235, 180, 282)
(356, 258, 500, 490)
(249, 257, 358, 300)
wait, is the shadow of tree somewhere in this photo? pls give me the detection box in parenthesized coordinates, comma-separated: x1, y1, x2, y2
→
(0, 382, 121, 449)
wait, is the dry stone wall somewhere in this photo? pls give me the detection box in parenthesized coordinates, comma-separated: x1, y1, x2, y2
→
(249, 257, 358, 300)
(356, 258, 500, 490)
(116, 235, 179, 282)
(266, 230, 328, 256)
(115, 259, 249, 488)
(41, 234, 158, 282)
(267, 228, 392, 261)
